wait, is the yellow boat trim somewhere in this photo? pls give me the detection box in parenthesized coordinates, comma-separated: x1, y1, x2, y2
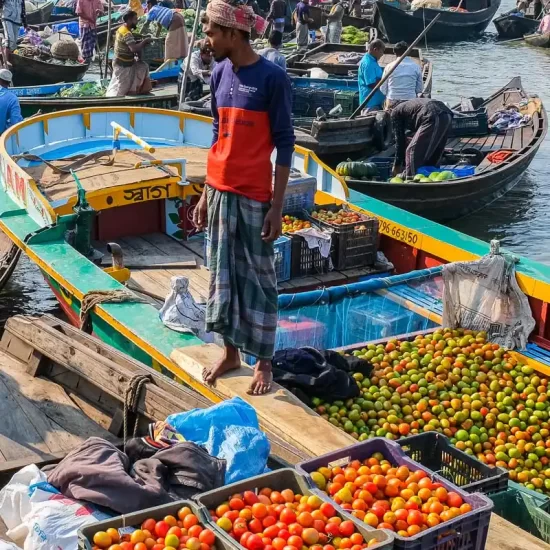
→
(52, 177, 182, 215)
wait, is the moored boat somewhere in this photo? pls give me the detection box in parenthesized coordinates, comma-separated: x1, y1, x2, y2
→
(373, 0, 502, 43)
(26, 0, 55, 25)
(288, 44, 433, 156)
(524, 31, 550, 47)
(343, 77, 546, 222)
(493, 10, 539, 39)
(10, 52, 88, 86)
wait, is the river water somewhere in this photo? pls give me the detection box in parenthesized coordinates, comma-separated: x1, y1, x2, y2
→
(1, 1, 548, 320)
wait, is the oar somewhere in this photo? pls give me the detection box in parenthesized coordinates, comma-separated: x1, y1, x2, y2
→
(178, 2, 203, 110)
(103, 0, 113, 78)
(349, 12, 441, 119)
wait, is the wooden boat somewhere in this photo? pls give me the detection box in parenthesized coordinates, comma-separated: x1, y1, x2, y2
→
(524, 31, 550, 47)
(343, 77, 546, 222)
(26, 0, 54, 25)
(373, 0, 501, 43)
(11, 53, 88, 86)
(288, 44, 433, 156)
(493, 10, 539, 39)
(1, 106, 550, 549)
(19, 84, 179, 117)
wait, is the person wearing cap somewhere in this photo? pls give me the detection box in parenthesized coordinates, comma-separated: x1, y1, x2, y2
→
(0, 69, 22, 133)
(1, 0, 27, 67)
(144, 0, 188, 61)
(192, 0, 295, 395)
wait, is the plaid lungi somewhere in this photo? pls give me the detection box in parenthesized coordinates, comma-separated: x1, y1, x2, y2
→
(79, 25, 97, 62)
(206, 186, 278, 359)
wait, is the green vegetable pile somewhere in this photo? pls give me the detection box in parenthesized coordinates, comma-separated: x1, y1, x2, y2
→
(390, 171, 457, 184)
(342, 26, 370, 45)
(56, 81, 107, 98)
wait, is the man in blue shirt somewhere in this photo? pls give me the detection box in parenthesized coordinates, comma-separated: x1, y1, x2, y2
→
(358, 39, 386, 113)
(0, 69, 22, 134)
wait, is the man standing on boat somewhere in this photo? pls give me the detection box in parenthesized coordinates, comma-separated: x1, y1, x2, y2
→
(391, 98, 453, 178)
(0, 0, 26, 68)
(144, 0, 189, 61)
(266, 0, 286, 33)
(295, 0, 313, 48)
(76, 0, 104, 64)
(193, 0, 295, 395)
(325, 0, 344, 43)
(106, 10, 153, 97)
(350, 0, 361, 18)
(358, 39, 385, 112)
(0, 69, 21, 133)
(380, 41, 422, 110)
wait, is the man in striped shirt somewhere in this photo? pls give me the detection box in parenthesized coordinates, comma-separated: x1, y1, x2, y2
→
(145, 0, 188, 60)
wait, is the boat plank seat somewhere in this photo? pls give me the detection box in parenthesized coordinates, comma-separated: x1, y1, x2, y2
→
(94, 233, 211, 305)
(0, 348, 119, 468)
(522, 343, 550, 368)
(22, 146, 209, 203)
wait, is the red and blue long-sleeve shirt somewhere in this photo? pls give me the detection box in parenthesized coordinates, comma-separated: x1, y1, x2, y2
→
(207, 56, 295, 203)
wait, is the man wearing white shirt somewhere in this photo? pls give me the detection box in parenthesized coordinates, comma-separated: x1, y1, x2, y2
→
(381, 41, 423, 111)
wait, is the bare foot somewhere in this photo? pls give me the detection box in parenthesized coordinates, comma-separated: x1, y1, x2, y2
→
(203, 344, 240, 385)
(247, 359, 273, 395)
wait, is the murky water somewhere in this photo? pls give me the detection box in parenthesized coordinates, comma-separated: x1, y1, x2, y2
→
(1, 1, 548, 320)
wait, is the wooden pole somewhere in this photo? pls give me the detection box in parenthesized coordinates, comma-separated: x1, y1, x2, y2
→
(349, 12, 442, 119)
(178, 1, 203, 110)
(103, 0, 113, 78)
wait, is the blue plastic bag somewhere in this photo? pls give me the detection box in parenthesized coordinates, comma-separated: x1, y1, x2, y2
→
(167, 397, 271, 484)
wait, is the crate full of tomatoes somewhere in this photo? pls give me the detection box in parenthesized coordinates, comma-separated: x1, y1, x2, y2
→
(297, 438, 493, 550)
(79, 500, 226, 550)
(282, 215, 331, 278)
(307, 205, 379, 271)
(196, 468, 394, 550)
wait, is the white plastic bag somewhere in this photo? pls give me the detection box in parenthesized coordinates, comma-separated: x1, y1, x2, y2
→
(442, 244, 535, 349)
(0, 465, 110, 550)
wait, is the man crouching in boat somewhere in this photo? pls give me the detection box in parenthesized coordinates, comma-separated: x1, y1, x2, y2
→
(391, 98, 453, 178)
(106, 10, 153, 97)
(192, 0, 295, 395)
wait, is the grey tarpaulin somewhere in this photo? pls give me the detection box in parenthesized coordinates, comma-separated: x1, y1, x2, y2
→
(441, 242, 535, 349)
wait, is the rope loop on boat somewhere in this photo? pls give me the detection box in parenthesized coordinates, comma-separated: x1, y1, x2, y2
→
(79, 288, 147, 333)
(123, 373, 153, 451)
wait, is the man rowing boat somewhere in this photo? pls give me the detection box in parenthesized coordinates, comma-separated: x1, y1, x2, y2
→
(192, 0, 295, 395)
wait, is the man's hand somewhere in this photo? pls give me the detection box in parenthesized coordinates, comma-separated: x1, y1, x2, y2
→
(192, 192, 208, 231)
(392, 165, 403, 177)
(261, 206, 282, 242)
(142, 37, 153, 45)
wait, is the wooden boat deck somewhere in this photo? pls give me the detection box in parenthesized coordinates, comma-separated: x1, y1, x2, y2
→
(0, 342, 118, 472)
(23, 146, 209, 203)
(94, 233, 391, 306)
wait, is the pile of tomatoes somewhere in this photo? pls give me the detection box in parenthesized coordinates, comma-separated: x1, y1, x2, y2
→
(312, 454, 472, 538)
(209, 488, 381, 550)
(281, 216, 312, 233)
(91, 506, 216, 550)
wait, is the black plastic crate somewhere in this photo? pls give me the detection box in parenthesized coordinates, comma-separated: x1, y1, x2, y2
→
(450, 107, 488, 137)
(288, 232, 331, 278)
(334, 90, 359, 116)
(397, 432, 509, 496)
(307, 204, 378, 271)
(195, 469, 394, 550)
(367, 156, 393, 181)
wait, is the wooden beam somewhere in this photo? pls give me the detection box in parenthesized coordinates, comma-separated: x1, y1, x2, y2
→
(5, 316, 307, 465)
(170, 344, 357, 458)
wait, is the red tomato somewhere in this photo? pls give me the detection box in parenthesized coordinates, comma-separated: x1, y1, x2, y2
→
(247, 534, 265, 550)
(232, 521, 248, 539)
(199, 529, 215, 546)
(279, 509, 297, 525)
(244, 492, 260, 506)
(249, 519, 263, 534)
(277, 530, 290, 541)
(339, 521, 355, 538)
(155, 521, 170, 538)
(407, 510, 423, 526)
(325, 523, 340, 537)
(264, 526, 280, 540)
